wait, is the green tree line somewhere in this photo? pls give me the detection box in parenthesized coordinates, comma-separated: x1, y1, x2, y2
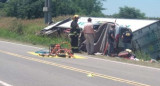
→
(1, 0, 158, 19)
(112, 6, 146, 19)
(0, 0, 105, 19)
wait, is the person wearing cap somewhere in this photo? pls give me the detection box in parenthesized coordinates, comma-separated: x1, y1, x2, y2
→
(83, 18, 95, 55)
(122, 28, 133, 50)
(70, 15, 80, 52)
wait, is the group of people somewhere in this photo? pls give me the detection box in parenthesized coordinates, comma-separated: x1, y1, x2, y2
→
(107, 25, 133, 56)
(69, 15, 133, 56)
(70, 15, 95, 55)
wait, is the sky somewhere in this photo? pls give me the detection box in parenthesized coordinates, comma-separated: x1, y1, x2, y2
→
(102, 0, 160, 17)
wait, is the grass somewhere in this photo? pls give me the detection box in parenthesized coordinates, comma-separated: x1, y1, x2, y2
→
(0, 16, 71, 47)
(135, 50, 151, 61)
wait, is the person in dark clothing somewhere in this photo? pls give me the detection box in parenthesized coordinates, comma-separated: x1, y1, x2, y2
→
(107, 24, 115, 56)
(70, 15, 80, 53)
(122, 29, 133, 50)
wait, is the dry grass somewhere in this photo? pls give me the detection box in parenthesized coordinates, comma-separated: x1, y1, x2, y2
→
(53, 15, 72, 22)
(0, 15, 72, 26)
(0, 17, 16, 29)
(0, 15, 72, 29)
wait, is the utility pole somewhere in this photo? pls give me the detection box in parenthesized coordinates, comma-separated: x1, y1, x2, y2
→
(43, 0, 52, 24)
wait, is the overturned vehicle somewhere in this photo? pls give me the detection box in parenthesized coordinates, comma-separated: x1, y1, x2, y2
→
(41, 17, 160, 59)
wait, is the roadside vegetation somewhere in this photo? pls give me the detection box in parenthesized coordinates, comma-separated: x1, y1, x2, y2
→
(0, 16, 70, 47)
(135, 51, 151, 61)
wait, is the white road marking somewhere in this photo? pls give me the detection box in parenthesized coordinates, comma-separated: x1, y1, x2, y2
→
(74, 54, 160, 71)
(0, 80, 12, 86)
(0, 40, 43, 49)
(88, 56, 160, 71)
(0, 40, 160, 71)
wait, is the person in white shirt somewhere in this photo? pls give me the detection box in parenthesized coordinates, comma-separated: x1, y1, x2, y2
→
(83, 18, 95, 55)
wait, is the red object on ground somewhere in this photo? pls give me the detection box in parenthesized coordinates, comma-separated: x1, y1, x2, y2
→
(118, 51, 130, 58)
(49, 42, 74, 58)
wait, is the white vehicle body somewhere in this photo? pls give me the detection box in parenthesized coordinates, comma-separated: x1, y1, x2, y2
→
(42, 17, 160, 59)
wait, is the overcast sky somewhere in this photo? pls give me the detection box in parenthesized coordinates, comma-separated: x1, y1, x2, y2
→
(102, 0, 160, 17)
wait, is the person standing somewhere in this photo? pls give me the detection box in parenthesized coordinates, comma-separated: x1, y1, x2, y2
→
(122, 28, 133, 50)
(70, 15, 80, 52)
(107, 24, 115, 56)
(83, 18, 95, 55)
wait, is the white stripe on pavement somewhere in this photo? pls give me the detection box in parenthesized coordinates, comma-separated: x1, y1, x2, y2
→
(0, 40, 43, 49)
(0, 80, 12, 86)
(88, 57, 160, 71)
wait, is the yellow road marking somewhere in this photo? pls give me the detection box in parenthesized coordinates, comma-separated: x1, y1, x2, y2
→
(0, 50, 150, 86)
(28, 52, 86, 59)
(74, 54, 86, 59)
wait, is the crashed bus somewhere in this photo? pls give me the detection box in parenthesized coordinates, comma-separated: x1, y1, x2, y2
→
(41, 17, 160, 59)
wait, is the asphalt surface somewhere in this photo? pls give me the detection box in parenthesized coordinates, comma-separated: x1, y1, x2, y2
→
(0, 40, 160, 86)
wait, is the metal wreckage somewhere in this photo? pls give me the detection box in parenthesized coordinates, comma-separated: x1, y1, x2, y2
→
(40, 17, 160, 60)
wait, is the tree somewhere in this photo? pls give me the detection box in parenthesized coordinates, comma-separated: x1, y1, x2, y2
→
(51, 0, 105, 17)
(71, 0, 105, 16)
(4, 0, 44, 19)
(113, 6, 146, 19)
(0, 2, 6, 16)
(0, 0, 7, 3)
(51, 0, 79, 17)
(3, 0, 105, 19)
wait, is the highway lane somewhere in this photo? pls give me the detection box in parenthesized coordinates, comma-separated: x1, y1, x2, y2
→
(0, 40, 159, 86)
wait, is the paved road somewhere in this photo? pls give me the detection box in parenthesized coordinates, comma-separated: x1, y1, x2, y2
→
(0, 40, 159, 86)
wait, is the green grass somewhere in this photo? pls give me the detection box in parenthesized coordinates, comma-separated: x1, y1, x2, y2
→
(0, 29, 19, 39)
(135, 50, 151, 61)
(0, 17, 70, 47)
(0, 29, 68, 46)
